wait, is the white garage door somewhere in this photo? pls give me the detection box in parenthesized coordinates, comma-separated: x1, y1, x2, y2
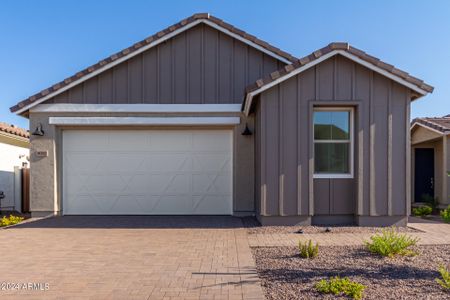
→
(62, 130, 232, 215)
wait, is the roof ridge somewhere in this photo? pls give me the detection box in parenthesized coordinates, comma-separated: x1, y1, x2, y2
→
(10, 13, 297, 114)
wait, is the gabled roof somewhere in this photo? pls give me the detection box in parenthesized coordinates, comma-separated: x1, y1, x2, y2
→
(411, 116, 450, 135)
(10, 13, 297, 115)
(243, 42, 434, 115)
(0, 122, 29, 139)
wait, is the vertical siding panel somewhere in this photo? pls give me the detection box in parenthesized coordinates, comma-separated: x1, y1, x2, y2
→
(405, 90, 411, 216)
(172, 32, 187, 104)
(98, 70, 113, 103)
(113, 62, 128, 103)
(128, 55, 143, 103)
(262, 54, 278, 78)
(203, 26, 218, 102)
(298, 68, 315, 215)
(84, 77, 98, 103)
(354, 65, 371, 215)
(372, 73, 389, 215)
(68, 84, 83, 104)
(187, 25, 202, 103)
(316, 58, 334, 100)
(280, 79, 298, 215)
(392, 84, 407, 215)
(247, 48, 263, 85)
(260, 95, 267, 215)
(335, 56, 353, 100)
(142, 49, 158, 102)
(387, 82, 393, 215)
(52, 91, 69, 103)
(265, 86, 280, 215)
(233, 42, 247, 102)
(158, 41, 173, 103)
(217, 33, 233, 103)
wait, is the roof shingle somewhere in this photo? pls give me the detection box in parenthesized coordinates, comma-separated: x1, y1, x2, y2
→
(0, 123, 29, 139)
(412, 116, 450, 134)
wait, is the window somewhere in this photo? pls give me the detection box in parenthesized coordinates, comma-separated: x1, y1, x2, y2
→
(313, 108, 353, 178)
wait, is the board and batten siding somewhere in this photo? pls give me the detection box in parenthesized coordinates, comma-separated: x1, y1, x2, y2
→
(46, 23, 284, 105)
(256, 55, 411, 219)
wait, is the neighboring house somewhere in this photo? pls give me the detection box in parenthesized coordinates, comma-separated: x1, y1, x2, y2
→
(411, 116, 450, 208)
(0, 122, 29, 212)
(10, 13, 433, 225)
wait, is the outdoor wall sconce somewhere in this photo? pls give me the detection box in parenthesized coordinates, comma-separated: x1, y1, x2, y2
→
(32, 123, 45, 136)
(241, 123, 252, 136)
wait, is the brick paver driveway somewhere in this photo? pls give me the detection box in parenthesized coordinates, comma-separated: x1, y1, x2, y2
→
(0, 216, 264, 300)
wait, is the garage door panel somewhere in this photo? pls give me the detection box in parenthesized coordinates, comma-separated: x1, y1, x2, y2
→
(64, 131, 109, 151)
(63, 130, 232, 215)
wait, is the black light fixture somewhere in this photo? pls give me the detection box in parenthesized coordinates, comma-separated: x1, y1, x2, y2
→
(241, 123, 252, 136)
(32, 123, 45, 136)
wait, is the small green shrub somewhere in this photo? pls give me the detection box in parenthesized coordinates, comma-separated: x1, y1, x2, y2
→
(440, 205, 450, 223)
(364, 228, 419, 257)
(0, 215, 24, 227)
(421, 194, 438, 209)
(316, 276, 365, 299)
(298, 239, 319, 258)
(412, 205, 433, 216)
(436, 265, 450, 291)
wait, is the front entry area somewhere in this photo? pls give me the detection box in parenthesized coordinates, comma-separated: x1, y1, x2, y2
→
(62, 129, 232, 215)
(414, 148, 435, 202)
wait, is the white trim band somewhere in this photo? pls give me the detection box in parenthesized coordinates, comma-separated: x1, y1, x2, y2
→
(32, 103, 243, 113)
(49, 116, 241, 126)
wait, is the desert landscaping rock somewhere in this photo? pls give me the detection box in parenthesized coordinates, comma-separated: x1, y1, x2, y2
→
(252, 245, 450, 300)
(242, 217, 419, 235)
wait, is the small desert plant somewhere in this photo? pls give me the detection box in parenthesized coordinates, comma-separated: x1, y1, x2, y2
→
(412, 205, 433, 217)
(364, 227, 419, 257)
(436, 265, 450, 291)
(0, 215, 24, 227)
(316, 276, 365, 299)
(298, 239, 319, 258)
(421, 194, 438, 209)
(440, 205, 450, 223)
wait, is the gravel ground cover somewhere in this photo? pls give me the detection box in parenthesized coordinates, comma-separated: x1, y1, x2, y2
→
(242, 217, 420, 235)
(252, 245, 450, 299)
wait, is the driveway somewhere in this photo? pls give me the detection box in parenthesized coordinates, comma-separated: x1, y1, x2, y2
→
(0, 216, 264, 300)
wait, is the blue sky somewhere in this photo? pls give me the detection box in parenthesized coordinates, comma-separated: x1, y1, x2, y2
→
(1, 0, 449, 129)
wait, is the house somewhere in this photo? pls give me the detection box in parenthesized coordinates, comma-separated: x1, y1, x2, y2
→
(0, 122, 29, 212)
(10, 13, 433, 225)
(411, 116, 449, 209)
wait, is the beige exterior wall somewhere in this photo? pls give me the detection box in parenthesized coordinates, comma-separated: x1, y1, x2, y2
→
(28, 111, 255, 216)
(411, 128, 450, 207)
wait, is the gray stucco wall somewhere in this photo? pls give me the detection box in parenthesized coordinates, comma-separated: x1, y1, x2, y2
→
(254, 55, 411, 225)
(46, 23, 283, 105)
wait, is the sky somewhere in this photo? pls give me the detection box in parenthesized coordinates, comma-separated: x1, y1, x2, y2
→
(1, 0, 449, 129)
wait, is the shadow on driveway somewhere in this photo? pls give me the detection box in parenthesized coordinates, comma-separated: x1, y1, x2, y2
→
(11, 215, 248, 229)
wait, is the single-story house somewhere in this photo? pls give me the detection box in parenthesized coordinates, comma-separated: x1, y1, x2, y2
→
(411, 116, 449, 208)
(0, 122, 29, 212)
(10, 13, 434, 225)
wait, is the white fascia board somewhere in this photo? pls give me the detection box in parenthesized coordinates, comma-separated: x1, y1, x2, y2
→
(243, 49, 429, 116)
(31, 103, 243, 113)
(49, 117, 241, 126)
(15, 20, 292, 115)
(202, 20, 292, 64)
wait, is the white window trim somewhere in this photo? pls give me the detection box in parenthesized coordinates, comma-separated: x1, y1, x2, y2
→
(313, 107, 354, 179)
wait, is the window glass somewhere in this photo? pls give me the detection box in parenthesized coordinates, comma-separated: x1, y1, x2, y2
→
(313, 109, 352, 176)
(313, 111, 349, 140)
